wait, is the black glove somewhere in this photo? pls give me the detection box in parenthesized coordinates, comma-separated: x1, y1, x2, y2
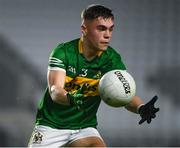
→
(138, 96, 159, 124)
(67, 84, 87, 110)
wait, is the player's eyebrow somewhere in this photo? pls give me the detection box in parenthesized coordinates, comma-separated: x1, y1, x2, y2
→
(97, 25, 114, 31)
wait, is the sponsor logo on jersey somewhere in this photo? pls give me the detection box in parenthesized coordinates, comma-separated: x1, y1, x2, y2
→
(65, 76, 99, 96)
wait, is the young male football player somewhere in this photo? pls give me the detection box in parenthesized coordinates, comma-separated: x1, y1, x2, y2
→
(28, 4, 159, 147)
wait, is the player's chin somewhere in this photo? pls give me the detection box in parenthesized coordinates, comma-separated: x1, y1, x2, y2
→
(99, 45, 109, 51)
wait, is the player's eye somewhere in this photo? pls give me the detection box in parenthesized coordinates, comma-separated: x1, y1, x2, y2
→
(109, 27, 114, 32)
(97, 25, 107, 31)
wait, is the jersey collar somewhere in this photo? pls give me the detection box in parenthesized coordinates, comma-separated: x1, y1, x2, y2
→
(78, 37, 103, 57)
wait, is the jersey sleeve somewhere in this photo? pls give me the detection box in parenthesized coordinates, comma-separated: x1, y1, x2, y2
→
(48, 43, 66, 72)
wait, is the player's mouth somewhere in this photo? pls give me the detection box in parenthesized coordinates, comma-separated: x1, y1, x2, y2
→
(100, 42, 109, 45)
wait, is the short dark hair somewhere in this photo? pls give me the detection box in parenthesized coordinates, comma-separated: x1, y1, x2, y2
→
(81, 4, 114, 21)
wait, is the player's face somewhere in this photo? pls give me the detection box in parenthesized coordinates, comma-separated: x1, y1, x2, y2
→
(83, 17, 114, 51)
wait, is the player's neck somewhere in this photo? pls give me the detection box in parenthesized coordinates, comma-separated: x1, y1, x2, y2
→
(81, 37, 101, 61)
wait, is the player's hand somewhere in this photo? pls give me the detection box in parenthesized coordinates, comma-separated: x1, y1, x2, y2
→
(138, 96, 159, 124)
(67, 84, 87, 110)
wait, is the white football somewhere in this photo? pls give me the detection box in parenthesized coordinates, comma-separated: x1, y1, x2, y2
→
(98, 70, 136, 107)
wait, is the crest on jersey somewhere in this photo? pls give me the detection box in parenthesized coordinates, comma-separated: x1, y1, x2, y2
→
(93, 70, 102, 79)
(32, 130, 43, 144)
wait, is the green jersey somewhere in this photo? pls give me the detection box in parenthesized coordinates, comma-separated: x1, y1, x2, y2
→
(35, 38, 126, 129)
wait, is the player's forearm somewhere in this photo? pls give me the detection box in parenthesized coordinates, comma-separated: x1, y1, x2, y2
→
(125, 96, 144, 113)
(49, 85, 69, 105)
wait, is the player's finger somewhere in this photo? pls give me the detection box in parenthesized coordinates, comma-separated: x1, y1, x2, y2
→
(139, 118, 146, 124)
(154, 107, 160, 113)
(147, 118, 151, 124)
(151, 114, 156, 119)
(148, 95, 158, 105)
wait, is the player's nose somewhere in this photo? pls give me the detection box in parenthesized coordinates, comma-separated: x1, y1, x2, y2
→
(104, 30, 111, 39)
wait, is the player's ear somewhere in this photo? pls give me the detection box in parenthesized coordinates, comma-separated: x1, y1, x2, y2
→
(81, 24, 87, 36)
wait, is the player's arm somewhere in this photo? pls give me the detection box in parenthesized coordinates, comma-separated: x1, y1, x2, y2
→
(48, 69, 85, 109)
(125, 96, 144, 113)
(48, 69, 69, 105)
